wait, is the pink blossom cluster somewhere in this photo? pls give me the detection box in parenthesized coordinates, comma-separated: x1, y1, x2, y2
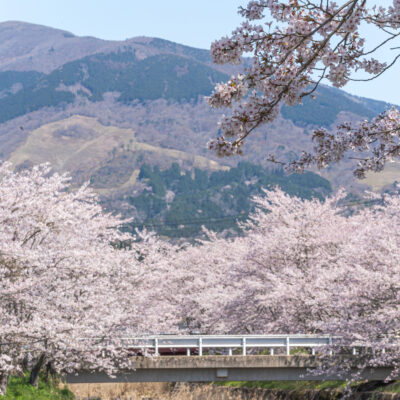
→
(208, 75, 247, 108)
(167, 188, 400, 384)
(207, 1, 400, 174)
(0, 164, 179, 393)
(389, 0, 400, 21)
(289, 106, 400, 178)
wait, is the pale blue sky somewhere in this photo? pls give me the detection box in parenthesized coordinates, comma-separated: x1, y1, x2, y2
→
(0, 0, 399, 105)
(0, 0, 245, 47)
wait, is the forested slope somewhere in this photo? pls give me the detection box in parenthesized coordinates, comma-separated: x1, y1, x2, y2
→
(120, 162, 331, 238)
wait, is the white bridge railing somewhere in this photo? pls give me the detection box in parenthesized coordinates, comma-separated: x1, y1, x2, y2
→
(113, 334, 334, 356)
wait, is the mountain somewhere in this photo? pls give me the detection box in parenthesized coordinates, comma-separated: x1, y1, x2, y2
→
(0, 49, 228, 124)
(0, 21, 397, 236)
(0, 21, 112, 73)
(0, 22, 388, 128)
(0, 21, 229, 74)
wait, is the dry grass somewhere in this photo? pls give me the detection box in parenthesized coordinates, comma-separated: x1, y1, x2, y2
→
(9, 115, 135, 173)
(364, 161, 400, 191)
(8, 114, 229, 195)
(67, 382, 172, 400)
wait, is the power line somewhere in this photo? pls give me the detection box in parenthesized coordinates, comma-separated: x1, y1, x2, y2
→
(127, 214, 249, 229)
(126, 197, 385, 231)
(341, 198, 382, 208)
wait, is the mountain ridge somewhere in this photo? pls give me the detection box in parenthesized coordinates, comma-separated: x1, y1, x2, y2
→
(0, 21, 226, 74)
(0, 21, 397, 216)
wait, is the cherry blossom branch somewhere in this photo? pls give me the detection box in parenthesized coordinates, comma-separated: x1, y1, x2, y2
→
(207, 0, 400, 176)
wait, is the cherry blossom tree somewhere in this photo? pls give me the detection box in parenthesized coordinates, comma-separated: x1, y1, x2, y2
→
(3, 159, 399, 391)
(241, 190, 400, 382)
(171, 189, 400, 383)
(158, 230, 246, 334)
(208, 0, 400, 178)
(0, 163, 177, 394)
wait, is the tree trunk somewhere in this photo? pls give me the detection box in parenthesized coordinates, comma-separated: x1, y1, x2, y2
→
(44, 361, 57, 384)
(0, 372, 9, 396)
(22, 354, 30, 373)
(29, 353, 46, 387)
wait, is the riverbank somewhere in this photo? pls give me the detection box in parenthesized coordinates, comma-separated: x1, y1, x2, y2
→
(68, 381, 400, 400)
(3, 379, 399, 399)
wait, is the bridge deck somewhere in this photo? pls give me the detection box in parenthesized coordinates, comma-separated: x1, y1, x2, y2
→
(65, 355, 396, 383)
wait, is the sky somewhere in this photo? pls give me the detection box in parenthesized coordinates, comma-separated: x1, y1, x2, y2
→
(0, 0, 399, 105)
(0, 0, 245, 47)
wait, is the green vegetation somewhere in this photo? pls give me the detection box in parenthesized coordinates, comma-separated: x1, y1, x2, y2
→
(0, 71, 43, 92)
(374, 381, 400, 393)
(149, 37, 214, 64)
(0, 47, 391, 126)
(0, 87, 74, 124)
(281, 85, 391, 127)
(0, 50, 228, 123)
(0, 375, 74, 400)
(126, 161, 332, 238)
(0, 70, 73, 124)
(66, 51, 227, 102)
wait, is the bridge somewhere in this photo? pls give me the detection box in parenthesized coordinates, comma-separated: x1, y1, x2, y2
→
(66, 335, 396, 383)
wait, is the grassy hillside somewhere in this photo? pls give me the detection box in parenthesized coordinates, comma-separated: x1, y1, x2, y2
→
(9, 115, 138, 183)
(364, 162, 400, 191)
(9, 114, 229, 192)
